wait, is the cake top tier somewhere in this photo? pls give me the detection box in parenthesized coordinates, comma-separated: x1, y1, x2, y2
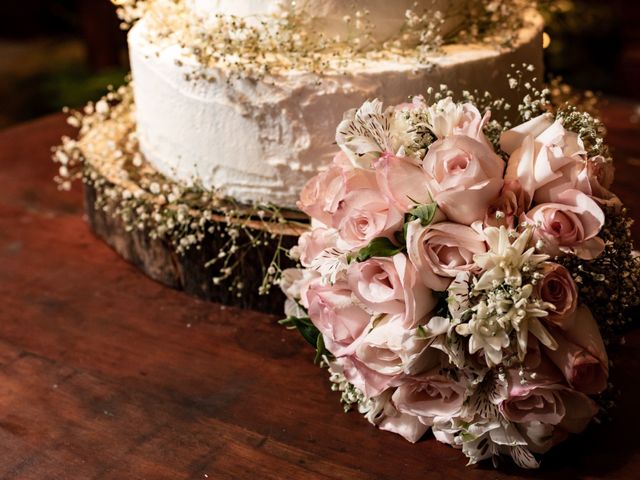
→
(187, 0, 469, 43)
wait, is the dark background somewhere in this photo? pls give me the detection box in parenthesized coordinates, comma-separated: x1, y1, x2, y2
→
(0, 0, 639, 129)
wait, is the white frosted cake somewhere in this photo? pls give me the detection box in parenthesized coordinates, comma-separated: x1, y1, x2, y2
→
(126, 0, 544, 209)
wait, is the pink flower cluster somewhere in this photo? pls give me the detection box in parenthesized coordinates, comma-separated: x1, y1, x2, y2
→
(281, 97, 617, 468)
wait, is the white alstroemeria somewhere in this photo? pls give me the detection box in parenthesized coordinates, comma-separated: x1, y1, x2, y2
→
(361, 389, 393, 425)
(336, 99, 417, 168)
(310, 247, 349, 284)
(461, 420, 540, 469)
(447, 271, 473, 321)
(426, 97, 465, 138)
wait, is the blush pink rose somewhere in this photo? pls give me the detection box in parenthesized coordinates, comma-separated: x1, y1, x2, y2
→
(377, 400, 430, 443)
(294, 228, 338, 268)
(306, 282, 371, 357)
(355, 314, 447, 381)
(454, 103, 492, 145)
(536, 263, 578, 328)
(500, 360, 598, 454)
(335, 354, 398, 398)
(586, 155, 621, 207)
(347, 254, 436, 326)
(279, 268, 320, 308)
(484, 180, 528, 229)
(332, 187, 403, 249)
(392, 368, 466, 426)
(527, 189, 605, 260)
(502, 114, 589, 206)
(297, 154, 376, 225)
(406, 220, 486, 291)
(423, 135, 504, 225)
(544, 305, 609, 395)
(426, 98, 491, 145)
(373, 153, 432, 212)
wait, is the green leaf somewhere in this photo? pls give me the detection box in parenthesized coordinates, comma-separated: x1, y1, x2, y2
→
(296, 320, 321, 348)
(408, 202, 438, 226)
(356, 237, 402, 262)
(416, 325, 428, 339)
(279, 316, 320, 348)
(314, 334, 326, 364)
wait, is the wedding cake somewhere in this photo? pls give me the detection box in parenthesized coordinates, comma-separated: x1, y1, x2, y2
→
(126, 0, 545, 209)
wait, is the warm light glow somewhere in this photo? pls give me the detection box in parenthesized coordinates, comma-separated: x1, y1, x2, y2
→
(543, 32, 551, 49)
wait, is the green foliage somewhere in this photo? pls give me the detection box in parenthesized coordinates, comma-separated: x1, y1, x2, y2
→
(356, 237, 403, 262)
(408, 202, 438, 226)
(279, 316, 330, 364)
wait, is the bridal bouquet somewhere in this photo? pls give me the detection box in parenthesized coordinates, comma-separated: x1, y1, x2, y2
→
(279, 94, 639, 468)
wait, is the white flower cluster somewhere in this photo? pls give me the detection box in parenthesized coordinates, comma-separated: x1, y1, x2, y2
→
(453, 227, 557, 367)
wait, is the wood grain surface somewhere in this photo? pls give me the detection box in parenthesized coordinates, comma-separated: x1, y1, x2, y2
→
(0, 102, 639, 479)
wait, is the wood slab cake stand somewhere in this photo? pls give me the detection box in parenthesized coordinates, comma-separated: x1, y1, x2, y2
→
(84, 181, 301, 314)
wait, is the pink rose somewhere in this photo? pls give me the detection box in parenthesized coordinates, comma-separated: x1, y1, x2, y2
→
(587, 155, 618, 204)
(294, 228, 338, 268)
(334, 355, 397, 398)
(502, 114, 589, 206)
(373, 153, 431, 212)
(406, 220, 486, 291)
(426, 98, 491, 144)
(347, 254, 436, 326)
(501, 360, 598, 454)
(454, 103, 492, 144)
(544, 305, 609, 395)
(392, 368, 466, 426)
(355, 314, 448, 380)
(378, 401, 430, 443)
(306, 282, 371, 357)
(423, 135, 504, 225)
(279, 268, 320, 307)
(297, 154, 376, 225)
(527, 189, 605, 260)
(484, 180, 527, 229)
(332, 187, 403, 249)
(536, 263, 578, 328)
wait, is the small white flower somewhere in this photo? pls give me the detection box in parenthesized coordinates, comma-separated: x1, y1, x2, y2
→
(473, 227, 548, 291)
(451, 227, 557, 364)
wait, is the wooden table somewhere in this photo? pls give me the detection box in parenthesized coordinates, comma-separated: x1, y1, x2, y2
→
(0, 101, 639, 480)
